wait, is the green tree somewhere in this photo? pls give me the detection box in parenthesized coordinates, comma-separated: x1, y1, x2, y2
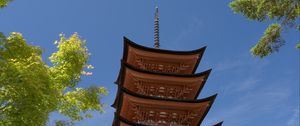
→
(0, 0, 13, 8)
(55, 120, 73, 126)
(230, 0, 300, 58)
(0, 32, 107, 126)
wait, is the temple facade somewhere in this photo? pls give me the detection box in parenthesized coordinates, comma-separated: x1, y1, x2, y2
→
(112, 6, 222, 126)
(112, 37, 222, 126)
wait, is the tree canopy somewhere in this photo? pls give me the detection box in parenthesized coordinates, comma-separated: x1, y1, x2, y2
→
(0, 0, 13, 8)
(230, 0, 300, 58)
(0, 32, 107, 126)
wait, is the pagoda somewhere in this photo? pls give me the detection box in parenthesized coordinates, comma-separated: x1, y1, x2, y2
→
(112, 6, 222, 126)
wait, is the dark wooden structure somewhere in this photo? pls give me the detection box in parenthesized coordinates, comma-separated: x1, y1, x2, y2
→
(112, 37, 222, 126)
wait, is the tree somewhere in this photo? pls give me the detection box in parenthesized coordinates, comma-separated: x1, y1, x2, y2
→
(0, 32, 107, 126)
(55, 120, 74, 126)
(0, 0, 13, 8)
(230, 0, 300, 58)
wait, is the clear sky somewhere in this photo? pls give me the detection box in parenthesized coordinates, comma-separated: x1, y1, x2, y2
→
(1, 0, 299, 126)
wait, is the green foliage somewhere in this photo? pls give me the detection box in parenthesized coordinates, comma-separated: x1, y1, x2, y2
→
(0, 32, 107, 126)
(230, 0, 300, 57)
(230, 0, 300, 22)
(0, 0, 13, 8)
(55, 120, 73, 126)
(58, 86, 107, 121)
(49, 33, 90, 89)
(297, 44, 300, 49)
(251, 24, 284, 58)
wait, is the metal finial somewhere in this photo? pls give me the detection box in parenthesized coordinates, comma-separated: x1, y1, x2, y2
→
(154, 6, 160, 48)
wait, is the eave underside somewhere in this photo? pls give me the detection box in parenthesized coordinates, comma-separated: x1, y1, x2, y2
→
(115, 62, 212, 100)
(115, 88, 217, 126)
(114, 113, 223, 126)
(122, 37, 206, 74)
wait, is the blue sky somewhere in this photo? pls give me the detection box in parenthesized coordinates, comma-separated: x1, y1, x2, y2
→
(1, 0, 299, 126)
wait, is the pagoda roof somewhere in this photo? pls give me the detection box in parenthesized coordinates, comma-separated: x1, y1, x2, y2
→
(115, 61, 212, 84)
(213, 121, 223, 126)
(114, 114, 223, 126)
(122, 37, 206, 74)
(123, 36, 206, 55)
(118, 61, 212, 78)
(112, 36, 221, 125)
(114, 87, 217, 126)
(113, 113, 148, 126)
(114, 62, 211, 100)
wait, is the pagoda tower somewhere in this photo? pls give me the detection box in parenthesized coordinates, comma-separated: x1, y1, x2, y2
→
(112, 6, 222, 126)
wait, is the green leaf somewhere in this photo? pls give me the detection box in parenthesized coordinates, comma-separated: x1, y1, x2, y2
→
(230, 0, 300, 58)
(0, 0, 13, 8)
(0, 32, 107, 126)
(251, 24, 284, 58)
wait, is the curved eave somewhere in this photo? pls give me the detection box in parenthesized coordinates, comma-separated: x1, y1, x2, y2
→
(115, 37, 207, 84)
(111, 87, 120, 108)
(213, 121, 224, 126)
(123, 36, 206, 55)
(123, 37, 206, 74)
(114, 61, 212, 84)
(114, 114, 222, 126)
(112, 85, 217, 108)
(113, 113, 148, 126)
(123, 86, 217, 103)
(115, 86, 217, 126)
(111, 85, 218, 108)
(112, 62, 212, 107)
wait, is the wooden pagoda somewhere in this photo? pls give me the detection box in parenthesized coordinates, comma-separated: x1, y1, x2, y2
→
(112, 6, 222, 126)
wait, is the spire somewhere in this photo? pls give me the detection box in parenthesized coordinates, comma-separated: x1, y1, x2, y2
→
(154, 6, 160, 48)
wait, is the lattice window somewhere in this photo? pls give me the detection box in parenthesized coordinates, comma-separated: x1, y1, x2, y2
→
(135, 56, 190, 73)
(132, 78, 193, 99)
(130, 103, 200, 126)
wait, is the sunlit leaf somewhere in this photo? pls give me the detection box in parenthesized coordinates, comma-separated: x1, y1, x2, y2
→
(0, 32, 107, 126)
